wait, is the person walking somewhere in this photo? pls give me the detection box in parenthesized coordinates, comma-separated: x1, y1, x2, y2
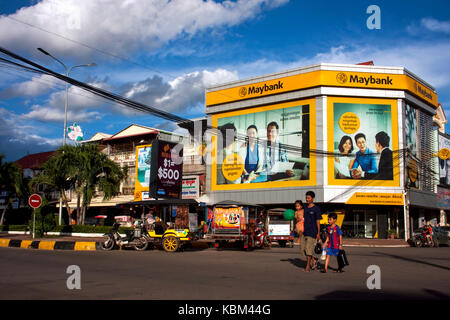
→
(300, 191, 322, 272)
(295, 200, 304, 244)
(321, 212, 344, 273)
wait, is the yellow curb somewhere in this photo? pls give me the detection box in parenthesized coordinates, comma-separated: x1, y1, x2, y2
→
(38, 241, 55, 250)
(74, 242, 97, 251)
(21, 240, 33, 248)
(0, 239, 10, 247)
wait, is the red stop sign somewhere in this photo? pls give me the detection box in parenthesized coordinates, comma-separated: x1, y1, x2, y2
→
(28, 194, 42, 209)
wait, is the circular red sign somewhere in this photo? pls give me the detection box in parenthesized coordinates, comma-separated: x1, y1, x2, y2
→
(28, 194, 42, 209)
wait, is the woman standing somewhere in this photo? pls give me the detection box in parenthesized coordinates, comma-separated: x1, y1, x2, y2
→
(295, 200, 305, 244)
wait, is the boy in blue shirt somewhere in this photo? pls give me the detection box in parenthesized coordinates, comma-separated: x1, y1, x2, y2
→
(321, 212, 344, 273)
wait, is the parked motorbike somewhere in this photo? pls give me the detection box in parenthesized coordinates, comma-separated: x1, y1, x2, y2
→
(253, 223, 271, 249)
(101, 221, 149, 251)
(412, 233, 432, 247)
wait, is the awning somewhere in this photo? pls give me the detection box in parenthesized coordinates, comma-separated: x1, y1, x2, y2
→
(123, 199, 198, 206)
(213, 200, 263, 208)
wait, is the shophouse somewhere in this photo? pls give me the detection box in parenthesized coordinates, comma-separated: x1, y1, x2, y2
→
(204, 63, 444, 240)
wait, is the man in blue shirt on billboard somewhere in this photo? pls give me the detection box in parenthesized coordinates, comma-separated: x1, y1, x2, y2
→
(351, 133, 378, 179)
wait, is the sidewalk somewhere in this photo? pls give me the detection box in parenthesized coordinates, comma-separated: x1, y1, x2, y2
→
(0, 232, 410, 250)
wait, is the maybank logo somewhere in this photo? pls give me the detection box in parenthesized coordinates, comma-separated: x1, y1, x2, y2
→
(414, 82, 433, 100)
(239, 81, 284, 97)
(348, 74, 393, 86)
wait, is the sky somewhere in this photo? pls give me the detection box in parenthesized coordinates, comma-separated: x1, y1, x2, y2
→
(0, 0, 449, 161)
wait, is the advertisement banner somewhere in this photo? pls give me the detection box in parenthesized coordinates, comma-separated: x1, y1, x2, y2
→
(134, 144, 152, 201)
(182, 176, 200, 199)
(268, 224, 290, 236)
(213, 207, 245, 230)
(206, 70, 438, 108)
(405, 104, 420, 189)
(211, 98, 316, 190)
(438, 133, 450, 187)
(150, 140, 184, 199)
(346, 192, 404, 205)
(437, 186, 450, 209)
(327, 97, 399, 187)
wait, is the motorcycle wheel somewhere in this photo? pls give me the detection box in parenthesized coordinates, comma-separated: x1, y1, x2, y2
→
(263, 235, 271, 249)
(163, 236, 179, 252)
(414, 239, 423, 248)
(101, 235, 115, 251)
(133, 237, 149, 251)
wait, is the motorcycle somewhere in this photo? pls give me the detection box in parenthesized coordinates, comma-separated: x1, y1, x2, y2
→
(253, 223, 271, 249)
(100, 221, 149, 251)
(412, 233, 433, 247)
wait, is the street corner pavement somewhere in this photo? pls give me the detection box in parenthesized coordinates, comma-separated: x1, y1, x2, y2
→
(0, 234, 211, 251)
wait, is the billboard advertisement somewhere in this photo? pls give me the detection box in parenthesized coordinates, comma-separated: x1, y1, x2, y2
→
(211, 98, 316, 190)
(438, 133, 450, 187)
(150, 140, 183, 199)
(327, 97, 399, 187)
(134, 144, 152, 201)
(182, 176, 200, 199)
(405, 104, 420, 189)
(213, 207, 246, 230)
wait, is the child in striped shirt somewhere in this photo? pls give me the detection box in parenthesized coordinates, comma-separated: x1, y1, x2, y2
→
(321, 212, 344, 273)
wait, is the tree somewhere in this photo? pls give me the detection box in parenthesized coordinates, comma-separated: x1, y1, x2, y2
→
(32, 144, 126, 225)
(0, 154, 25, 225)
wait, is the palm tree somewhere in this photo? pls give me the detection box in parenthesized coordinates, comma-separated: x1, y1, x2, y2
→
(0, 154, 24, 225)
(32, 144, 126, 225)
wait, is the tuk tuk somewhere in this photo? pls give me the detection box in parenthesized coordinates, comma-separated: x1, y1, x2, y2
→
(211, 201, 265, 250)
(266, 208, 294, 247)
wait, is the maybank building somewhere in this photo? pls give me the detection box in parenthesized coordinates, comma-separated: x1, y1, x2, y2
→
(204, 63, 440, 240)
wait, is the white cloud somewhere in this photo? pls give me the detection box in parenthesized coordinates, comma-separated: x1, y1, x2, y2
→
(235, 41, 450, 89)
(420, 18, 450, 34)
(123, 68, 238, 113)
(0, 0, 288, 60)
(0, 74, 62, 98)
(0, 107, 61, 161)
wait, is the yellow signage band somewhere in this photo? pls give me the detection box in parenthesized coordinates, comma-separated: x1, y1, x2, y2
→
(206, 70, 438, 108)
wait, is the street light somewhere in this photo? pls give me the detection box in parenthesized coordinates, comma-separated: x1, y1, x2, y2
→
(37, 47, 96, 225)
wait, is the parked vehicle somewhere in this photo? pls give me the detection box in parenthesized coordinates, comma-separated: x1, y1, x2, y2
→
(101, 221, 149, 251)
(146, 221, 194, 252)
(211, 201, 266, 251)
(267, 208, 294, 247)
(407, 226, 449, 247)
(440, 226, 450, 239)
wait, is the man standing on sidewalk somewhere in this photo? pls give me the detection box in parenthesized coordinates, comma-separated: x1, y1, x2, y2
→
(300, 191, 322, 272)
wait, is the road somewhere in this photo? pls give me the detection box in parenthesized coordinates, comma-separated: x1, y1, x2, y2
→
(0, 245, 449, 300)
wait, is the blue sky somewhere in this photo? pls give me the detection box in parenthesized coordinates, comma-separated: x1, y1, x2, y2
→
(0, 0, 450, 161)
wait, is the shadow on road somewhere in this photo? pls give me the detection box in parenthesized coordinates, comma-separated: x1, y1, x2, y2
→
(315, 288, 450, 300)
(373, 251, 450, 271)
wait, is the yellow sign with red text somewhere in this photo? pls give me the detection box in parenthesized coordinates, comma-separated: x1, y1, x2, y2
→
(346, 192, 404, 205)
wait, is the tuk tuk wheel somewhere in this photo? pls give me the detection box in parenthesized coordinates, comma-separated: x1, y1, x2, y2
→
(279, 240, 287, 248)
(163, 236, 180, 252)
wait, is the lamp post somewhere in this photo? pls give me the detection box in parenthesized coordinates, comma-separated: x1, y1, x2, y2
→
(37, 48, 96, 225)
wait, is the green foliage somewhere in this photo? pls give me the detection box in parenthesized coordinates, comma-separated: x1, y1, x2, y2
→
(32, 144, 126, 225)
(0, 154, 26, 225)
(52, 225, 133, 234)
(0, 225, 29, 231)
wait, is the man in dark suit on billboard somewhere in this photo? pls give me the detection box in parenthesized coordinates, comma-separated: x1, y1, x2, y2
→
(367, 131, 393, 180)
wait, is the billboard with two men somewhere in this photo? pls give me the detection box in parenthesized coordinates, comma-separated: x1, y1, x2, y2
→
(211, 98, 316, 190)
(327, 97, 400, 187)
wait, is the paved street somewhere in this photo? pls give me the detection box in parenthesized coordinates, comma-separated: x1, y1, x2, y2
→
(0, 245, 449, 300)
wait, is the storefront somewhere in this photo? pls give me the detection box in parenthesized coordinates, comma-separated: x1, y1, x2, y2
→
(204, 63, 440, 240)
